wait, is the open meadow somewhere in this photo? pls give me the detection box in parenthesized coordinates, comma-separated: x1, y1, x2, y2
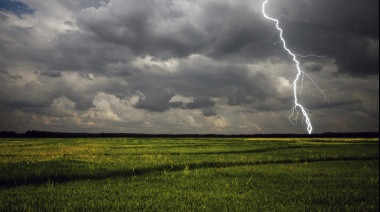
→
(0, 137, 378, 211)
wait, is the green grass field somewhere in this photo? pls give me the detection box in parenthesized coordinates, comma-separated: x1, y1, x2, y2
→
(0, 137, 378, 211)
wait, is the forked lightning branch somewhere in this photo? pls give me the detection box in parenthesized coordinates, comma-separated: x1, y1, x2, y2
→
(262, 0, 327, 134)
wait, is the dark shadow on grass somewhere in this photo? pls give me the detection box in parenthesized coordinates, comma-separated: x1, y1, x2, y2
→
(0, 156, 378, 188)
(100, 144, 362, 156)
(172, 145, 307, 155)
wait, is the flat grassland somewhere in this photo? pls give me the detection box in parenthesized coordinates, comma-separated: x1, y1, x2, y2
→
(0, 137, 378, 211)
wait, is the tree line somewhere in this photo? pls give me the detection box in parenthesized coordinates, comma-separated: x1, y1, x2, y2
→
(0, 130, 378, 138)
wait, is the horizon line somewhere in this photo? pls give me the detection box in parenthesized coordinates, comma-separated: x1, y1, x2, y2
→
(0, 130, 378, 138)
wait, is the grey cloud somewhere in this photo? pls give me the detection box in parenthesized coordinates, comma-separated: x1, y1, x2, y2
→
(2, 0, 378, 78)
(76, 0, 211, 59)
(52, 32, 126, 73)
(0, 81, 58, 108)
(185, 97, 215, 109)
(0, 71, 130, 113)
(168, 101, 185, 109)
(184, 97, 218, 117)
(201, 108, 217, 117)
(126, 55, 286, 115)
(1, 71, 22, 80)
(229, 88, 256, 106)
(63, 77, 130, 110)
(134, 89, 175, 112)
(0, 13, 8, 21)
(65, 92, 95, 111)
(60, 0, 110, 12)
(204, 0, 277, 60)
(74, 0, 278, 61)
(305, 64, 323, 73)
(123, 54, 285, 113)
(267, 0, 379, 76)
(311, 99, 363, 110)
(225, 71, 281, 106)
(0, 0, 378, 133)
(37, 70, 62, 78)
(171, 57, 260, 98)
(167, 98, 218, 117)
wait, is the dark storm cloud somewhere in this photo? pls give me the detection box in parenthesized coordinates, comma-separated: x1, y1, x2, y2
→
(126, 55, 286, 115)
(311, 99, 363, 111)
(203, 0, 278, 60)
(0, 0, 378, 133)
(52, 32, 122, 72)
(266, 0, 379, 76)
(0, 81, 56, 108)
(0, 71, 22, 80)
(134, 89, 175, 112)
(76, 0, 205, 58)
(185, 97, 215, 110)
(201, 108, 217, 117)
(172, 56, 280, 100)
(37, 70, 62, 78)
(0, 25, 57, 69)
(69, 0, 378, 76)
(0, 70, 129, 113)
(2, 0, 378, 75)
(304, 64, 323, 73)
(186, 97, 218, 117)
(118, 52, 286, 115)
(73, 0, 277, 61)
(65, 76, 130, 110)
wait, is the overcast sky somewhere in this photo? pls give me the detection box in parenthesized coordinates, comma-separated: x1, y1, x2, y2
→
(0, 0, 378, 134)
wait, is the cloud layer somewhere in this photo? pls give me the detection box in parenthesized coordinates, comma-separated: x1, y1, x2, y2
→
(0, 0, 378, 134)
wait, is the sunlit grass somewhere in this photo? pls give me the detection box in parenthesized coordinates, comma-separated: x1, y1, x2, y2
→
(0, 137, 378, 211)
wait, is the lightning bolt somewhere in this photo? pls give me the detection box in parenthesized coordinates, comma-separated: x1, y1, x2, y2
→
(262, 0, 327, 134)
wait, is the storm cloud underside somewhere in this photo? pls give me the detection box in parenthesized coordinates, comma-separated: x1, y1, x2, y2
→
(0, 0, 378, 133)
